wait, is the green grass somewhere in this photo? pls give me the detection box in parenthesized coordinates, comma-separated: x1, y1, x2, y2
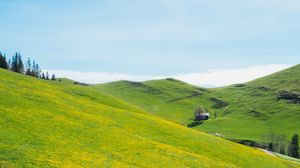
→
(95, 65, 300, 141)
(273, 153, 300, 164)
(0, 69, 298, 167)
(95, 79, 209, 124)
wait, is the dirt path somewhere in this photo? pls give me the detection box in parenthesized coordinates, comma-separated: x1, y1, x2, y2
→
(259, 148, 275, 156)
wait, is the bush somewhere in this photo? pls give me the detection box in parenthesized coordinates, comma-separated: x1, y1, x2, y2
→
(277, 91, 300, 104)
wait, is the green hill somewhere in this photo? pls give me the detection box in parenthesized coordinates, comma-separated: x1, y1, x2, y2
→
(96, 79, 209, 124)
(1, 69, 298, 167)
(95, 65, 300, 142)
(202, 64, 300, 140)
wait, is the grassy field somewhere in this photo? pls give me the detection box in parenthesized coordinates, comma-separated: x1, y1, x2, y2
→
(95, 79, 209, 124)
(1, 69, 299, 167)
(273, 153, 300, 164)
(96, 65, 300, 141)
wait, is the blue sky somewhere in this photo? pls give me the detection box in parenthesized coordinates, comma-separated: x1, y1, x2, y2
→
(0, 0, 299, 85)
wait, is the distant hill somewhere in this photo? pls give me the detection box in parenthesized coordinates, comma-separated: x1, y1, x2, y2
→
(250, 64, 300, 91)
(95, 79, 209, 124)
(95, 65, 300, 141)
(1, 69, 297, 167)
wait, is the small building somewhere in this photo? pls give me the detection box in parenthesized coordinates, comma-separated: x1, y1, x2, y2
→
(195, 113, 210, 120)
(194, 106, 210, 121)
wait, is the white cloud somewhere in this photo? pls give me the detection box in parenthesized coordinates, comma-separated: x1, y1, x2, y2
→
(172, 64, 292, 87)
(46, 64, 292, 88)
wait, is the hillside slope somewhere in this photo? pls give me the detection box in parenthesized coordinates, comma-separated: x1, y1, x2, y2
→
(1, 69, 297, 167)
(203, 64, 300, 140)
(96, 65, 300, 141)
(95, 79, 211, 124)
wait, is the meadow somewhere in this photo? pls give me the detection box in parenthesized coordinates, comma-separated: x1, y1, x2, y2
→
(0, 68, 299, 167)
(96, 65, 300, 141)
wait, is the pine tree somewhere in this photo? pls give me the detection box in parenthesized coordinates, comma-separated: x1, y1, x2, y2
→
(32, 61, 36, 76)
(289, 134, 299, 158)
(35, 64, 40, 77)
(25, 58, 32, 76)
(0, 52, 8, 69)
(11, 53, 18, 72)
(51, 74, 56, 81)
(46, 72, 49, 80)
(42, 73, 45, 79)
(17, 53, 24, 73)
(8, 59, 11, 70)
(3, 54, 8, 69)
(11, 52, 24, 73)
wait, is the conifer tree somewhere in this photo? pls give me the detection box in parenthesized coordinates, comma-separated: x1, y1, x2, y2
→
(17, 53, 24, 73)
(8, 59, 11, 70)
(11, 53, 24, 73)
(289, 134, 299, 158)
(51, 74, 56, 81)
(11, 53, 18, 72)
(32, 61, 36, 76)
(25, 58, 32, 76)
(46, 72, 49, 80)
(0, 52, 8, 69)
(35, 64, 41, 77)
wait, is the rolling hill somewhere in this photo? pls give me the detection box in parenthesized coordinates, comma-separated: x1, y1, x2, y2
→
(95, 64, 300, 141)
(1, 69, 298, 167)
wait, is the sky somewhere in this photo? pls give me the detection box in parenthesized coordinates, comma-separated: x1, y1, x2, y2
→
(0, 0, 299, 87)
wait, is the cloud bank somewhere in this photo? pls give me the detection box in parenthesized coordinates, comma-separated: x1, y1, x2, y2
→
(47, 64, 292, 87)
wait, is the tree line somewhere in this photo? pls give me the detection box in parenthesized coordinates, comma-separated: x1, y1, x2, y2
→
(0, 52, 56, 80)
(262, 133, 299, 158)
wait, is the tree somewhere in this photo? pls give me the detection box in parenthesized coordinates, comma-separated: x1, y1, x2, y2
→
(11, 52, 24, 73)
(10, 53, 18, 72)
(268, 142, 274, 151)
(17, 53, 24, 73)
(46, 72, 49, 80)
(32, 61, 37, 76)
(262, 131, 276, 151)
(51, 74, 56, 81)
(277, 135, 287, 154)
(35, 64, 41, 77)
(8, 59, 11, 70)
(42, 73, 45, 79)
(289, 134, 299, 158)
(0, 52, 8, 69)
(25, 58, 32, 76)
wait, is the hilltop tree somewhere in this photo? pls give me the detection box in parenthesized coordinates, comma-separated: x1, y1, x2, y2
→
(17, 53, 24, 73)
(289, 134, 299, 158)
(0, 52, 8, 69)
(10, 53, 18, 72)
(35, 63, 41, 77)
(51, 74, 56, 81)
(11, 52, 24, 73)
(1, 51, 45, 78)
(42, 73, 45, 79)
(31, 61, 41, 77)
(32, 61, 37, 76)
(8, 59, 11, 70)
(46, 72, 49, 80)
(25, 58, 32, 76)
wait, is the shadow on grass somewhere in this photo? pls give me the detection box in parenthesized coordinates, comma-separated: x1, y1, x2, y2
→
(187, 121, 203, 128)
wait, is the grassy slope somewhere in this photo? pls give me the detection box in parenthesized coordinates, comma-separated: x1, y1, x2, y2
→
(95, 79, 212, 125)
(96, 65, 300, 141)
(273, 153, 300, 164)
(1, 69, 296, 167)
(203, 64, 300, 140)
